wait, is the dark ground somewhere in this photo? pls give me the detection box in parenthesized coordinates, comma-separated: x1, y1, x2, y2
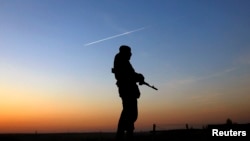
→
(0, 128, 249, 141)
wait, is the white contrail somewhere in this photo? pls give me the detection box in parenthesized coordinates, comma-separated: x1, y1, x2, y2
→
(84, 26, 147, 46)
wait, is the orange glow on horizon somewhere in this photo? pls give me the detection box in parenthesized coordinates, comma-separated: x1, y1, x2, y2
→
(0, 108, 118, 133)
(1, 79, 250, 133)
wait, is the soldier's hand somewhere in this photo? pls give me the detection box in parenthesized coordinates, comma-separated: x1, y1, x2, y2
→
(137, 73, 145, 85)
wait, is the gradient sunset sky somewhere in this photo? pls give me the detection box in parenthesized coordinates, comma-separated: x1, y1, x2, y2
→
(1, 0, 250, 133)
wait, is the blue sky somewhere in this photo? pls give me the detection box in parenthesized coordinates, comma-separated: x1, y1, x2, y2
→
(1, 0, 250, 132)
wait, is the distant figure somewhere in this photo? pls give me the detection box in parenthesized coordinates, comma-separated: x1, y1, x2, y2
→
(112, 45, 144, 141)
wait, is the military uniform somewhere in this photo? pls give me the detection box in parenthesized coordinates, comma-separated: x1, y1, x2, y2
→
(112, 45, 144, 140)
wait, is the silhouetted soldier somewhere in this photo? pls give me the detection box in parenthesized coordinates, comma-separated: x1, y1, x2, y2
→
(112, 45, 144, 141)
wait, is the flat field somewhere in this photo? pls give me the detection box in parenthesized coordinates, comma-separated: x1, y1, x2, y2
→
(1, 127, 249, 141)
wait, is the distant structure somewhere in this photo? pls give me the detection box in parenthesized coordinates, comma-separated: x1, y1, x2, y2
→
(152, 124, 156, 133)
(207, 118, 250, 131)
(226, 118, 233, 125)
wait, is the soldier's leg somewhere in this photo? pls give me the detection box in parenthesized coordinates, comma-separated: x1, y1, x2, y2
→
(126, 98, 138, 140)
(116, 116, 125, 140)
(116, 100, 127, 141)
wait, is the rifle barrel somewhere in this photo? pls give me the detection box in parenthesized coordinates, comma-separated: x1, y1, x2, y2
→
(143, 82, 158, 91)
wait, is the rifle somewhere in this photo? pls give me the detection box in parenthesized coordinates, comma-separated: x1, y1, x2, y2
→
(139, 81, 158, 91)
(112, 68, 158, 90)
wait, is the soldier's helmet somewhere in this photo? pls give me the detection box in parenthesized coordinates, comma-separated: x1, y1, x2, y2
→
(119, 45, 131, 53)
